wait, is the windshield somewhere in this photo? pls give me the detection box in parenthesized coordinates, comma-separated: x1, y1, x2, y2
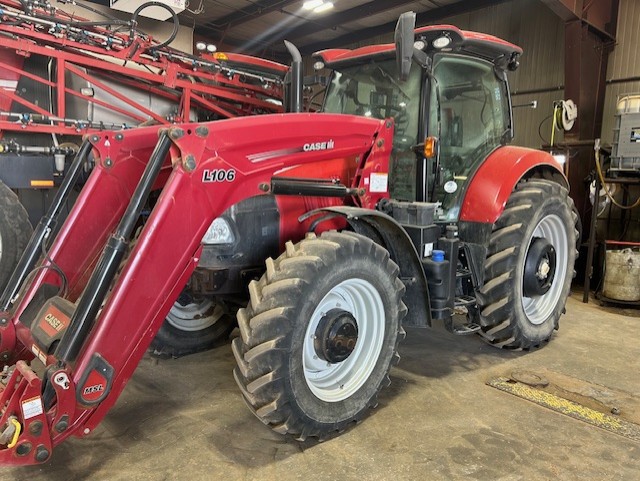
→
(323, 59, 422, 144)
(428, 54, 510, 221)
(323, 59, 423, 199)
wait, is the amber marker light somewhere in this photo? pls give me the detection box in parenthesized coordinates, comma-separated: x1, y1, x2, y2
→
(424, 136, 438, 158)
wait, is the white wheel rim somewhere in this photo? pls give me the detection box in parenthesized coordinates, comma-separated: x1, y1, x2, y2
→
(303, 278, 385, 402)
(522, 214, 568, 325)
(166, 298, 223, 332)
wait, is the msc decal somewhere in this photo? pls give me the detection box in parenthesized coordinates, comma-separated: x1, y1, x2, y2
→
(303, 139, 334, 152)
(83, 384, 104, 395)
(203, 169, 236, 183)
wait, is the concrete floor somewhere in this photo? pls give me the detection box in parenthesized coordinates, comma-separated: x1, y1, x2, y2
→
(4, 291, 640, 481)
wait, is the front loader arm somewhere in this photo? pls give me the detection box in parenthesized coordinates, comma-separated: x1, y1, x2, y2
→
(0, 113, 394, 464)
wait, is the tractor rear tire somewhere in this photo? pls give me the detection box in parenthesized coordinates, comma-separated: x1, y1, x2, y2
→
(150, 290, 235, 358)
(0, 181, 32, 293)
(232, 231, 406, 440)
(476, 179, 577, 350)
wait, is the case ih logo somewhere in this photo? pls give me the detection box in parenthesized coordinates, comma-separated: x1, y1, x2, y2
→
(39, 306, 70, 337)
(303, 139, 334, 152)
(45, 313, 64, 332)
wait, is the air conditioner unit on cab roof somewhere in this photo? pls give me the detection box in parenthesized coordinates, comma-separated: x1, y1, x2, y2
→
(110, 0, 185, 21)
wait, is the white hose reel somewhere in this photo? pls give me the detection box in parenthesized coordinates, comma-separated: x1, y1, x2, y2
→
(558, 99, 578, 131)
(550, 99, 577, 146)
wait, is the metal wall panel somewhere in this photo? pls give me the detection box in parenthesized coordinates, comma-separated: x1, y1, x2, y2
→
(601, 0, 640, 144)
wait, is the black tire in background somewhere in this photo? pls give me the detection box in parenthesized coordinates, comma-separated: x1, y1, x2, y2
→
(476, 179, 577, 349)
(0, 181, 33, 293)
(233, 231, 406, 440)
(149, 289, 236, 358)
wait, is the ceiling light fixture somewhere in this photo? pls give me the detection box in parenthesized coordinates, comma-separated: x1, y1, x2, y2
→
(313, 1, 334, 13)
(303, 0, 324, 10)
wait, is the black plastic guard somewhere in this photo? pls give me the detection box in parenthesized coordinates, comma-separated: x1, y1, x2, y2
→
(76, 353, 114, 407)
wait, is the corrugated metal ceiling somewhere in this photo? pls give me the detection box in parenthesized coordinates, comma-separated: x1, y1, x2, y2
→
(175, 0, 510, 59)
(84, 0, 513, 59)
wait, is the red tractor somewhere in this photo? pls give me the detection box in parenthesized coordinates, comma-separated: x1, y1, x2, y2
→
(0, 12, 576, 464)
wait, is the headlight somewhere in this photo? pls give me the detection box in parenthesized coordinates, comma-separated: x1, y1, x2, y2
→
(201, 217, 235, 245)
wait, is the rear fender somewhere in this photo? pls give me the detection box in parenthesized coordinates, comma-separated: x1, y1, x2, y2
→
(459, 146, 566, 224)
(307, 206, 431, 328)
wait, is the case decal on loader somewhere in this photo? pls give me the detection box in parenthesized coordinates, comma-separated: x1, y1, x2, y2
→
(38, 306, 69, 337)
(303, 139, 335, 152)
(31, 297, 75, 353)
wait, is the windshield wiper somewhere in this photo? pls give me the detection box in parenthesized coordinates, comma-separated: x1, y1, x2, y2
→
(376, 66, 411, 100)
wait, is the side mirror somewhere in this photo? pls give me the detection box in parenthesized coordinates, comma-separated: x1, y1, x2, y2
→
(394, 11, 416, 82)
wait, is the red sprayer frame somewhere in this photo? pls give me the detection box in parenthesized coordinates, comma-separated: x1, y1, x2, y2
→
(0, 0, 287, 141)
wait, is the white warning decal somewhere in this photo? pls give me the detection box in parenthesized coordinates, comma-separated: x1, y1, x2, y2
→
(22, 396, 44, 420)
(369, 173, 388, 193)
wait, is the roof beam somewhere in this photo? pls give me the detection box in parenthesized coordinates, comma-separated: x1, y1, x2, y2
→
(255, 0, 419, 45)
(196, 0, 418, 53)
(540, 0, 619, 39)
(197, 0, 299, 32)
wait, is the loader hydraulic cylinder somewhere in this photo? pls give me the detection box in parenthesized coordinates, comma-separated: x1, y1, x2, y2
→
(270, 177, 360, 197)
(54, 133, 172, 363)
(0, 140, 93, 311)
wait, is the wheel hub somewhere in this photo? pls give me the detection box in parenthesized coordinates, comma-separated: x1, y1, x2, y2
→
(523, 237, 557, 297)
(314, 309, 358, 364)
(166, 291, 223, 332)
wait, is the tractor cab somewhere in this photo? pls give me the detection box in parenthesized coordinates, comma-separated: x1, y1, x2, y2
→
(313, 14, 522, 222)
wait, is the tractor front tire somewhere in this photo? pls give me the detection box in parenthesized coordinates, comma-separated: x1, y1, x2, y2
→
(477, 179, 577, 349)
(150, 290, 235, 358)
(0, 181, 32, 293)
(232, 231, 406, 440)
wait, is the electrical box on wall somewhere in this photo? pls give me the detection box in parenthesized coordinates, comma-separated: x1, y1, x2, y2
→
(110, 0, 185, 20)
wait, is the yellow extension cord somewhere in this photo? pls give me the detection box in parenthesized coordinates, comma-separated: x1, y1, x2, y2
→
(550, 105, 560, 147)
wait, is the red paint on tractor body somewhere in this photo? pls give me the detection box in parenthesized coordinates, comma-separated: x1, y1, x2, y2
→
(459, 146, 565, 224)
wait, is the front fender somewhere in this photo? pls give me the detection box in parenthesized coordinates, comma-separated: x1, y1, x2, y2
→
(306, 206, 431, 328)
(459, 146, 566, 224)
